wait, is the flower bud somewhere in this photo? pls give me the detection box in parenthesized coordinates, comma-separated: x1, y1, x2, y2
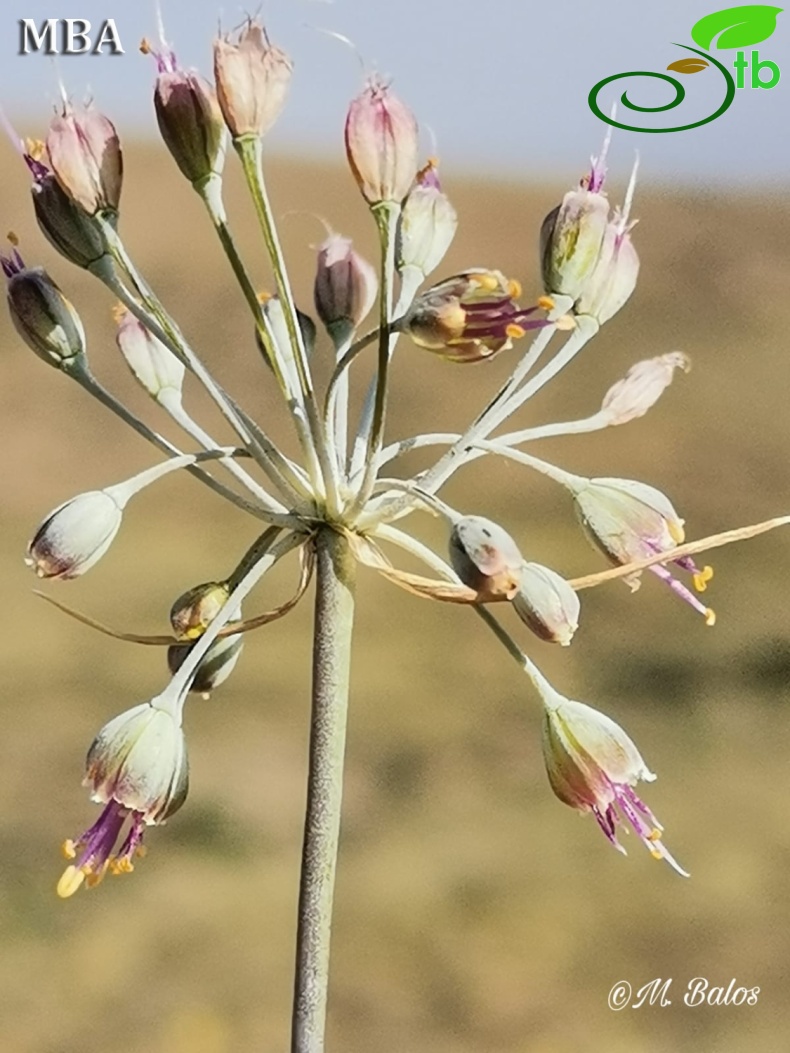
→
(167, 633, 244, 699)
(46, 102, 122, 215)
(26, 489, 123, 579)
(397, 159, 458, 282)
(57, 700, 188, 896)
(402, 270, 551, 363)
(32, 172, 110, 269)
(213, 20, 292, 139)
(256, 293, 316, 381)
(542, 693, 687, 874)
(3, 246, 86, 369)
(345, 75, 418, 206)
(313, 233, 378, 346)
(540, 185, 610, 302)
(153, 55, 227, 188)
(115, 305, 185, 403)
(574, 476, 715, 622)
(448, 516, 523, 601)
(600, 352, 690, 425)
(169, 581, 231, 640)
(512, 562, 580, 646)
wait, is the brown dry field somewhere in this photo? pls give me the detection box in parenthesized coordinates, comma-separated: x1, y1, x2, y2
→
(1, 145, 789, 1053)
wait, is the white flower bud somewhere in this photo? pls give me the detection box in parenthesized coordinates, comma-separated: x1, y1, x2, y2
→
(397, 161, 458, 282)
(26, 490, 123, 579)
(114, 305, 185, 403)
(512, 562, 580, 645)
(449, 516, 523, 601)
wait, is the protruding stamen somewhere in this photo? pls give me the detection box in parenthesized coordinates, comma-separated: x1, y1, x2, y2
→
(507, 279, 522, 299)
(505, 323, 526, 340)
(61, 839, 77, 860)
(56, 865, 86, 898)
(536, 295, 555, 311)
(705, 608, 717, 627)
(693, 565, 714, 593)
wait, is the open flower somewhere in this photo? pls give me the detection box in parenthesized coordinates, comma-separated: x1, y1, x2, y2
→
(573, 477, 715, 623)
(57, 700, 188, 896)
(401, 270, 554, 363)
(542, 694, 687, 875)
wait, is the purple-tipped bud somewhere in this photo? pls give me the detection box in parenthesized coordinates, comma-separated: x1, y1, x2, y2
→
(26, 490, 123, 580)
(213, 20, 292, 140)
(449, 515, 523, 601)
(46, 102, 122, 215)
(115, 304, 185, 403)
(401, 270, 553, 363)
(512, 562, 580, 646)
(313, 233, 378, 346)
(147, 41, 227, 187)
(3, 246, 86, 368)
(397, 159, 458, 281)
(600, 352, 690, 425)
(57, 701, 188, 897)
(345, 75, 419, 206)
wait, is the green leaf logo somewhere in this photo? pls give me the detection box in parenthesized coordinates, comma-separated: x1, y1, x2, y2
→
(691, 5, 783, 50)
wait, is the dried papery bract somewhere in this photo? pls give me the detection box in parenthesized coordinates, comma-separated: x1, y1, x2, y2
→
(449, 516, 523, 601)
(58, 700, 188, 897)
(213, 20, 293, 140)
(46, 102, 123, 216)
(541, 694, 687, 875)
(345, 74, 419, 206)
(601, 352, 691, 425)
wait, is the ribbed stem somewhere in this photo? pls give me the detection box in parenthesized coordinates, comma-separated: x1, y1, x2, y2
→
(292, 527, 356, 1053)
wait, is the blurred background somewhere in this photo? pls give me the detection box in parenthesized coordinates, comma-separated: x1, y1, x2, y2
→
(1, 2, 789, 1052)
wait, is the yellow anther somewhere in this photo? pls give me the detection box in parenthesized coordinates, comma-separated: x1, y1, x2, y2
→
(537, 295, 555, 311)
(256, 290, 272, 304)
(7, 231, 20, 247)
(57, 865, 86, 899)
(650, 846, 664, 861)
(705, 608, 717, 627)
(180, 625, 206, 642)
(507, 279, 523, 299)
(668, 520, 686, 545)
(85, 861, 109, 889)
(647, 828, 662, 842)
(111, 302, 128, 324)
(139, 37, 152, 55)
(505, 323, 526, 341)
(25, 139, 47, 162)
(417, 157, 439, 181)
(61, 839, 77, 861)
(693, 565, 714, 593)
(117, 857, 135, 874)
(470, 272, 498, 292)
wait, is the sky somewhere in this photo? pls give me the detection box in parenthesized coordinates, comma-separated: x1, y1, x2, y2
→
(2, 0, 788, 187)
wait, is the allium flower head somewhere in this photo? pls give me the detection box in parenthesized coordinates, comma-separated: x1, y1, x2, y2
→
(345, 75, 419, 206)
(213, 20, 292, 140)
(402, 269, 553, 363)
(542, 694, 687, 875)
(574, 477, 715, 622)
(2, 244, 86, 369)
(512, 562, 580, 646)
(58, 701, 188, 897)
(46, 101, 123, 215)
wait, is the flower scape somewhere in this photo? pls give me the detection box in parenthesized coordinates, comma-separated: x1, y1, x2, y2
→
(3, 13, 788, 1051)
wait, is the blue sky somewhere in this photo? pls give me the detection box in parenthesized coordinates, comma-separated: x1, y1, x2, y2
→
(3, 0, 788, 186)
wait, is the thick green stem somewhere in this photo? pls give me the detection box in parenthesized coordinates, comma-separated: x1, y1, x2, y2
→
(292, 528, 356, 1053)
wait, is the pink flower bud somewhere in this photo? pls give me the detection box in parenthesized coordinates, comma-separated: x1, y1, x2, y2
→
(114, 305, 185, 403)
(448, 515, 523, 601)
(152, 54, 226, 186)
(213, 20, 292, 139)
(600, 352, 690, 425)
(313, 233, 378, 345)
(46, 103, 122, 215)
(345, 75, 418, 206)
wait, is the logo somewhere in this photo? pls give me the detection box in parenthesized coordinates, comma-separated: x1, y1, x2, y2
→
(589, 4, 782, 132)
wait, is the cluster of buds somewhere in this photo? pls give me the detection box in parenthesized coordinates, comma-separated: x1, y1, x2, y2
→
(401, 270, 557, 363)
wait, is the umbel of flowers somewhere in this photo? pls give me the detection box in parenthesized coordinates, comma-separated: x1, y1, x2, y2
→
(3, 13, 786, 1053)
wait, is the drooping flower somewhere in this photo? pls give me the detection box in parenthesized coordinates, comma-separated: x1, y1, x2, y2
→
(573, 476, 715, 623)
(542, 693, 687, 875)
(449, 515, 523, 601)
(512, 562, 580, 645)
(345, 75, 418, 206)
(57, 700, 188, 896)
(401, 270, 555, 363)
(26, 489, 123, 579)
(600, 352, 691, 425)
